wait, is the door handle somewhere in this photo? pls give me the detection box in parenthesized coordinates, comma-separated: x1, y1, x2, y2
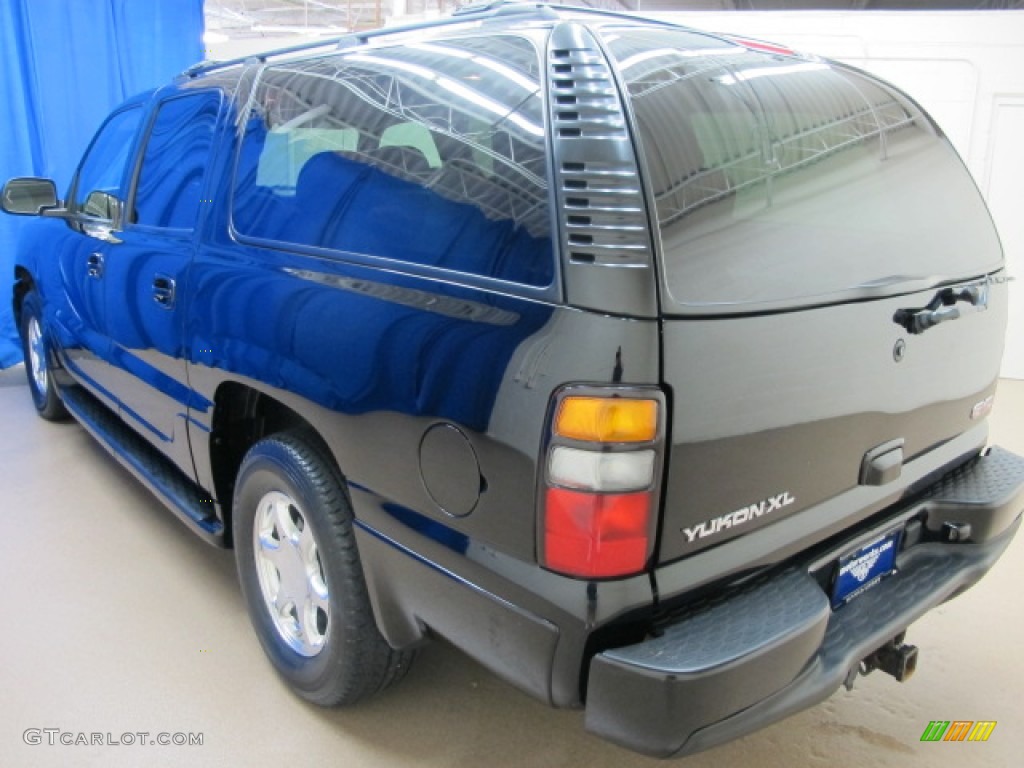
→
(152, 274, 176, 309)
(86, 252, 104, 279)
(893, 280, 989, 335)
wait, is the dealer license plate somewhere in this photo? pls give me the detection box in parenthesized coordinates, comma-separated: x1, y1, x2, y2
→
(831, 528, 902, 607)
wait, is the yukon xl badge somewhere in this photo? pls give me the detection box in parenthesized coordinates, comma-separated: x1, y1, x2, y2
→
(682, 492, 796, 543)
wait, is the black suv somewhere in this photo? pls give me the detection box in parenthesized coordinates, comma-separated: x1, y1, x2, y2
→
(4, 2, 1022, 757)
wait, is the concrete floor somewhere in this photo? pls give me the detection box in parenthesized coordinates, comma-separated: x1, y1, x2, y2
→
(0, 364, 1021, 767)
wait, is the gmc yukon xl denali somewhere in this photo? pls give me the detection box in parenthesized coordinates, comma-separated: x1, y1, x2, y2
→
(4, 2, 1022, 757)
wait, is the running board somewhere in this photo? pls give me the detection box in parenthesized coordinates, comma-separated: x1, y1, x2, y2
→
(60, 384, 225, 545)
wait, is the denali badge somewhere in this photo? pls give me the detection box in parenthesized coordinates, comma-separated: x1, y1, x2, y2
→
(682, 492, 796, 543)
(970, 395, 995, 421)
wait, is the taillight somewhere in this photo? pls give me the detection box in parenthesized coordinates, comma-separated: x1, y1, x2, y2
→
(540, 389, 664, 579)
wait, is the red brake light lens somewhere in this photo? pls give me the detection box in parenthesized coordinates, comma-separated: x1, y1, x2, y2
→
(543, 488, 652, 579)
(729, 36, 796, 57)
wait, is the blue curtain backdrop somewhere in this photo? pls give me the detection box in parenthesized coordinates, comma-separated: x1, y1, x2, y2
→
(0, 0, 204, 368)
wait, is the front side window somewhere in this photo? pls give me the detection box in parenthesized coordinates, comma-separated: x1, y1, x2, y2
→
(232, 35, 553, 287)
(133, 91, 220, 229)
(72, 106, 143, 219)
(603, 27, 1002, 311)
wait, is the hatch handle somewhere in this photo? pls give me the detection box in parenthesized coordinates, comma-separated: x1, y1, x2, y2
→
(892, 282, 988, 335)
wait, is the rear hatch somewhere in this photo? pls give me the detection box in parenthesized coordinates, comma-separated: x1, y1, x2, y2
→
(600, 27, 1007, 563)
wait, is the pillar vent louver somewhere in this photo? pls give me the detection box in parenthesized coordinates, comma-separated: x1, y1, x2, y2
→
(548, 26, 654, 272)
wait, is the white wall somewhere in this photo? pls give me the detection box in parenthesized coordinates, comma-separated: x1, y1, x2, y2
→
(205, 35, 323, 61)
(650, 10, 1024, 378)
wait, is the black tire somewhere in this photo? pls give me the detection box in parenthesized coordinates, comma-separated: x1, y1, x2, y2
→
(19, 290, 69, 421)
(233, 431, 414, 706)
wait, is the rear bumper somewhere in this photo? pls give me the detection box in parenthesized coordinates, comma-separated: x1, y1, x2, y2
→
(585, 446, 1024, 757)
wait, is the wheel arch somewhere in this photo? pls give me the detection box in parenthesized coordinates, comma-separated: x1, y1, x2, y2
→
(208, 380, 335, 549)
(206, 379, 428, 652)
(12, 266, 35, 332)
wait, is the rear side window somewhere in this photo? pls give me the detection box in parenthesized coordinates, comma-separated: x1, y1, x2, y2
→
(602, 28, 1003, 311)
(134, 91, 220, 229)
(232, 35, 553, 288)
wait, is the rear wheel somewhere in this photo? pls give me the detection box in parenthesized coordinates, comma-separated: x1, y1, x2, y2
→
(19, 291, 69, 421)
(233, 431, 414, 705)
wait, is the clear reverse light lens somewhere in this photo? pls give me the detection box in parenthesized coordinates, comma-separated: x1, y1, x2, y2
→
(548, 446, 655, 492)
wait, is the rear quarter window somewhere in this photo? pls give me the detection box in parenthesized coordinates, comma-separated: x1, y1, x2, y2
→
(231, 35, 554, 289)
(602, 28, 1003, 312)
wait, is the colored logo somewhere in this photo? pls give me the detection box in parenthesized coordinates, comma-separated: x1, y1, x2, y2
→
(847, 549, 881, 583)
(920, 721, 996, 742)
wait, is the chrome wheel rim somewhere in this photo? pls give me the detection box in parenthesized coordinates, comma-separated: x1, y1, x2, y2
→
(27, 316, 48, 394)
(252, 490, 330, 657)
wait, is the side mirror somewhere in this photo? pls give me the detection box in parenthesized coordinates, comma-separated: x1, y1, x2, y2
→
(1, 177, 60, 216)
(83, 190, 123, 221)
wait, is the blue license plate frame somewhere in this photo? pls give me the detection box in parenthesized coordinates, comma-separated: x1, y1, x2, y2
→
(831, 528, 902, 608)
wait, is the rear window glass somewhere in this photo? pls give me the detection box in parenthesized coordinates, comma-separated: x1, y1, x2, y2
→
(232, 35, 554, 288)
(602, 28, 1003, 311)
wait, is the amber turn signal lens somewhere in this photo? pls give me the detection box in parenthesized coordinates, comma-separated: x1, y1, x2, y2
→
(554, 397, 657, 443)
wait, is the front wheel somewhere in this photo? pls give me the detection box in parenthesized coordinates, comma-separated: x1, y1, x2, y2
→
(233, 432, 414, 705)
(19, 291, 69, 421)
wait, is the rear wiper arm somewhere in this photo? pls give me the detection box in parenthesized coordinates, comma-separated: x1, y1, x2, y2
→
(892, 281, 988, 335)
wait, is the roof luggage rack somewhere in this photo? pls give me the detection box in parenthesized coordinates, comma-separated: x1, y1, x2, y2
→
(180, 2, 563, 80)
(179, 2, 688, 81)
